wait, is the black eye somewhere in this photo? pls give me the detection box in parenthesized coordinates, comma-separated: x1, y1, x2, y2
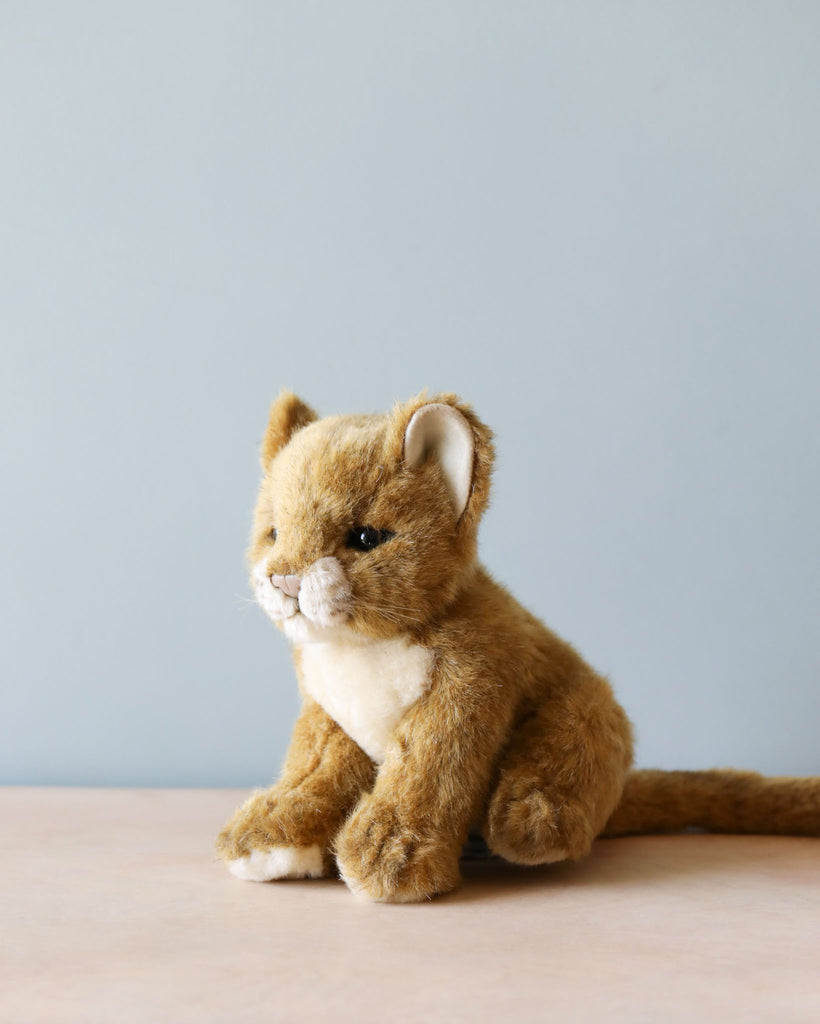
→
(268, 528, 277, 542)
(346, 526, 393, 552)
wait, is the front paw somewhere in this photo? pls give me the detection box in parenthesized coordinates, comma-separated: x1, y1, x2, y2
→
(334, 798, 460, 903)
(227, 844, 324, 882)
(216, 789, 328, 882)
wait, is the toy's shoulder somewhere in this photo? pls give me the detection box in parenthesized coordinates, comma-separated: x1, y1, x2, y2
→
(418, 566, 587, 698)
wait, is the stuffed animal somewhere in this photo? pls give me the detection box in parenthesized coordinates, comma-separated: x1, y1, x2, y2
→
(217, 392, 820, 902)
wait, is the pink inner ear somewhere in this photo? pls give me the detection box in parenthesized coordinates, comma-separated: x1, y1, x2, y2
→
(403, 404, 474, 517)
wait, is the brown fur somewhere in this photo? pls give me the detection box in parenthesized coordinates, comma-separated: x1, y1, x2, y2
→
(217, 392, 819, 902)
(604, 769, 820, 837)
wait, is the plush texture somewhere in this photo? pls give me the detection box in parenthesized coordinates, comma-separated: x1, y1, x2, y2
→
(216, 391, 820, 902)
(299, 634, 434, 764)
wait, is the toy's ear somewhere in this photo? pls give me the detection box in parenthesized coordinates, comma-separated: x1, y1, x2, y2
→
(261, 391, 318, 468)
(404, 403, 474, 517)
(400, 396, 494, 523)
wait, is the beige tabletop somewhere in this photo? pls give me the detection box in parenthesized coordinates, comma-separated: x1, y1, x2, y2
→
(2, 787, 818, 1023)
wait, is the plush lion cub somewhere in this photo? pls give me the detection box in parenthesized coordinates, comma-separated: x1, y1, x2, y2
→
(217, 392, 819, 902)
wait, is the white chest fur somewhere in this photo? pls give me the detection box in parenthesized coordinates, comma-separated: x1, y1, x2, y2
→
(298, 636, 435, 764)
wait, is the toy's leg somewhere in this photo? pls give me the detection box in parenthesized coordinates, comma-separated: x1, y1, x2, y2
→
(484, 673, 633, 864)
(334, 669, 519, 903)
(216, 698, 375, 881)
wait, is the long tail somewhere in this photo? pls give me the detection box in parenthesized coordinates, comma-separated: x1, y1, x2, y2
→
(602, 769, 820, 837)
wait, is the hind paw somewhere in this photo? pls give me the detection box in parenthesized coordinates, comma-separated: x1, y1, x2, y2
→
(486, 781, 593, 865)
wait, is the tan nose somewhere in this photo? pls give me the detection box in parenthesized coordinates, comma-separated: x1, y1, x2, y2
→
(270, 573, 302, 599)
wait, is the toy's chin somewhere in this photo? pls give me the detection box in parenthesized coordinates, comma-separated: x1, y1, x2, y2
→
(281, 611, 353, 645)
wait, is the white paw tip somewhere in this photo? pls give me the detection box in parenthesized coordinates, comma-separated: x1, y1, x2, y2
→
(228, 845, 324, 882)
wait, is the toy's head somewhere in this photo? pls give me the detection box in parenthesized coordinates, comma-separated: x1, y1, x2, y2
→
(249, 392, 494, 643)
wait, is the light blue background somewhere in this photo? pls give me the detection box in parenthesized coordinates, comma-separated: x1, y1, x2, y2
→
(2, 3, 818, 785)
